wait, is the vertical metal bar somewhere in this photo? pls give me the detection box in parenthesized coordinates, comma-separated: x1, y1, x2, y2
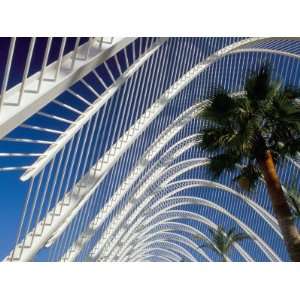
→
(98, 37, 103, 49)
(84, 37, 93, 60)
(10, 178, 34, 261)
(104, 61, 116, 84)
(54, 37, 67, 80)
(37, 38, 53, 92)
(70, 38, 80, 70)
(0, 37, 16, 110)
(18, 37, 36, 105)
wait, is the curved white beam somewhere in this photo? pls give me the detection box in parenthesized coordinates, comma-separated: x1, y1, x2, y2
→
(120, 231, 212, 262)
(119, 221, 271, 262)
(95, 154, 281, 262)
(9, 37, 298, 262)
(38, 37, 263, 260)
(117, 232, 210, 261)
(60, 109, 205, 261)
(112, 210, 252, 262)
(124, 247, 181, 262)
(125, 238, 209, 262)
(96, 179, 281, 262)
(5, 39, 170, 262)
(131, 254, 174, 262)
(122, 240, 197, 262)
(116, 197, 262, 262)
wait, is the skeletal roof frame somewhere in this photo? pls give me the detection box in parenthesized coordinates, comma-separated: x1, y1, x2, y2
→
(0, 37, 299, 262)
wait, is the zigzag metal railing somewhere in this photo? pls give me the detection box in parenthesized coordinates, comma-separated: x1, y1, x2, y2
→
(5, 37, 300, 262)
(20, 38, 168, 181)
(2, 37, 274, 260)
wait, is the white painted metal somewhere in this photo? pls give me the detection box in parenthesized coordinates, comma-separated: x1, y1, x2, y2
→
(4, 37, 300, 262)
(21, 38, 168, 181)
(0, 38, 134, 140)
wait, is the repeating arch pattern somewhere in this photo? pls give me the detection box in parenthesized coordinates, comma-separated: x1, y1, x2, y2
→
(0, 37, 299, 262)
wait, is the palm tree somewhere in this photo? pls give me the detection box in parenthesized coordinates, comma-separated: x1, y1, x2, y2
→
(197, 65, 300, 261)
(194, 226, 250, 262)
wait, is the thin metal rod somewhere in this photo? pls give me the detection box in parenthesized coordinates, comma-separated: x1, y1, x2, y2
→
(20, 124, 63, 134)
(0, 153, 42, 157)
(2, 137, 53, 144)
(53, 99, 83, 115)
(36, 38, 53, 91)
(70, 38, 80, 70)
(10, 178, 34, 261)
(0, 166, 30, 172)
(0, 37, 16, 110)
(37, 111, 74, 125)
(67, 89, 92, 106)
(54, 37, 67, 80)
(18, 38, 36, 104)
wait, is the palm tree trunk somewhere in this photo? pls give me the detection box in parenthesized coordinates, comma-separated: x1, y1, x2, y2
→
(257, 150, 300, 261)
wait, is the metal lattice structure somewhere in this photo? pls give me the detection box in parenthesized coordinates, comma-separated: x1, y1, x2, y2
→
(0, 37, 299, 262)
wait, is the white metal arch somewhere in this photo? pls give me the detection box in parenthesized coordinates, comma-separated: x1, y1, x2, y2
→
(124, 237, 211, 262)
(123, 247, 182, 262)
(130, 254, 175, 262)
(117, 232, 210, 261)
(117, 194, 281, 262)
(93, 152, 282, 262)
(4, 37, 300, 262)
(119, 240, 197, 262)
(108, 210, 259, 262)
(95, 179, 281, 262)
(8, 37, 264, 262)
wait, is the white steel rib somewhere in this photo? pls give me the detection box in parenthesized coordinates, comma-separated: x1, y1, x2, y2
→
(3, 37, 300, 262)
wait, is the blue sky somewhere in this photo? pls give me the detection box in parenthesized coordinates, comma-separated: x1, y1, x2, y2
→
(0, 37, 299, 261)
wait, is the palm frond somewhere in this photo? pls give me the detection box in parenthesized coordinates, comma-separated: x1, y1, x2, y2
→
(245, 64, 272, 102)
(200, 89, 237, 124)
(208, 152, 241, 178)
